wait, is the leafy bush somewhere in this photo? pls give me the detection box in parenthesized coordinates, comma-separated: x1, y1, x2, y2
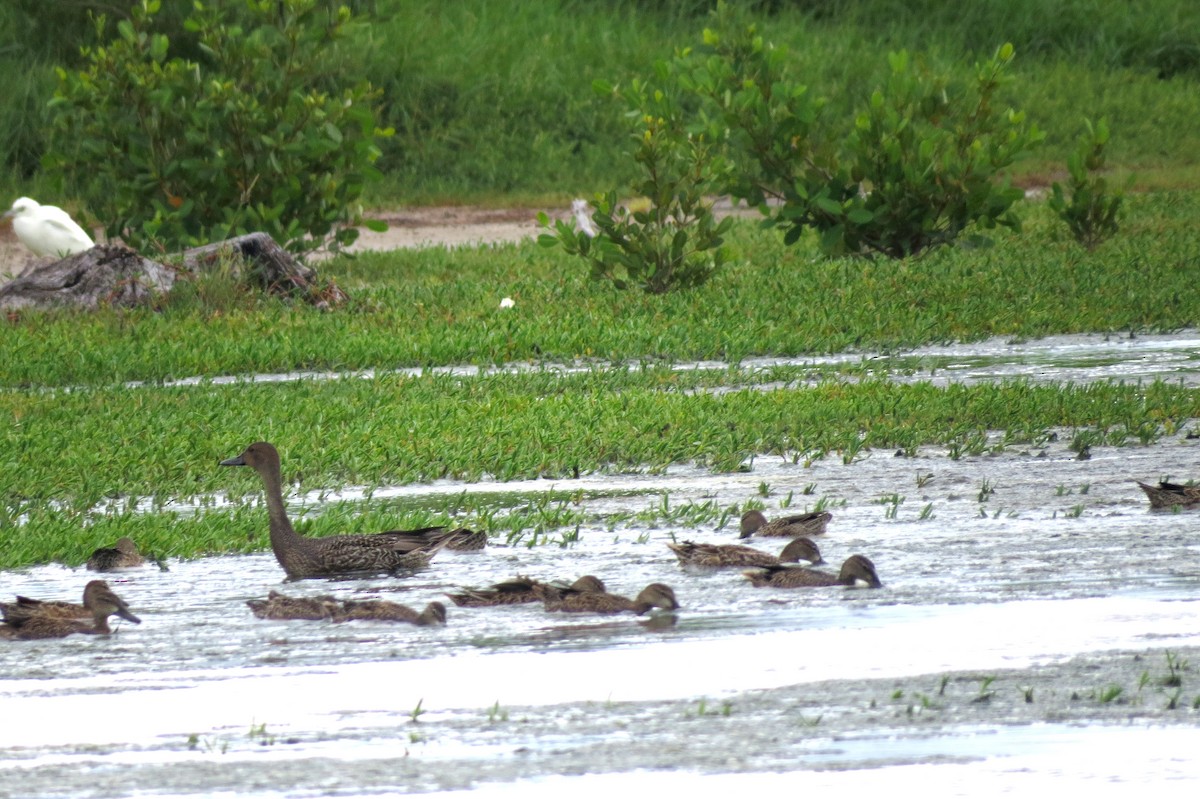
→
(47, 0, 392, 256)
(538, 70, 732, 293)
(681, 13, 1043, 257)
(1049, 118, 1126, 251)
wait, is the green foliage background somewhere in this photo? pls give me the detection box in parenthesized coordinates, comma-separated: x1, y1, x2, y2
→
(2, 0, 1199, 206)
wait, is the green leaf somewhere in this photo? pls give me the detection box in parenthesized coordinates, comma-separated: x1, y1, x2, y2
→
(815, 196, 843, 215)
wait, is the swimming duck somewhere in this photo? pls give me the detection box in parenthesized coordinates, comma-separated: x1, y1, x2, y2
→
(543, 582, 680, 615)
(743, 554, 882, 589)
(246, 590, 342, 621)
(1136, 480, 1200, 509)
(336, 599, 447, 626)
(739, 509, 832, 538)
(86, 537, 146, 571)
(446, 575, 606, 607)
(220, 442, 446, 579)
(668, 536, 824, 568)
(1, 580, 141, 639)
(426, 527, 488, 551)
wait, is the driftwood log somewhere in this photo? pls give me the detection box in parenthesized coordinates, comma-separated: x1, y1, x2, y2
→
(0, 232, 346, 312)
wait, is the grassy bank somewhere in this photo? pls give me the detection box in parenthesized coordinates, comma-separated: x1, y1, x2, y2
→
(4, 193, 1200, 388)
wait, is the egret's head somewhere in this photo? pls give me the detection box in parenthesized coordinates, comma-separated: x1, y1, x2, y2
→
(4, 197, 40, 219)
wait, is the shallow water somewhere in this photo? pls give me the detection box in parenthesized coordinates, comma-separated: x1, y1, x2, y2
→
(5, 332, 1200, 796)
(128, 329, 1200, 390)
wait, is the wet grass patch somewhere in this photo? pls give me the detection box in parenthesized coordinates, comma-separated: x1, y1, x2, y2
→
(2, 372, 1199, 568)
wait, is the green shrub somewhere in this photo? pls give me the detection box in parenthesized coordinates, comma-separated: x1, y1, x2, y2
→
(538, 68, 732, 293)
(46, 0, 391, 256)
(1049, 117, 1126, 251)
(683, 11, 1043, 257)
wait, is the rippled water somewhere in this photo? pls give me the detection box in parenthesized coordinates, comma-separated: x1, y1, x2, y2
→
(127, 329, 1200, 390)
(4, 332, 1200, 797)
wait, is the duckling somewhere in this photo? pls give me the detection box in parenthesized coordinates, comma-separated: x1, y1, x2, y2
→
(2, 580, 141, 639)
(446, 574, 606, 607)
(336, 599, 446, 626)
(743, 554, 882, 589)
(668, 536, 824, 568)
(220, 442, 446, 579)
(86, 537, 146, 571)
(246, 590, 341, 621)
(543, 582, 680, 615)
(739, 509, 832, 538)
(1136, 480, 1200, 509)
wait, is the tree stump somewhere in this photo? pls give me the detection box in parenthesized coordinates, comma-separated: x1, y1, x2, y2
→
(0, 244, 174, 312)
(0, 233, 347, 312)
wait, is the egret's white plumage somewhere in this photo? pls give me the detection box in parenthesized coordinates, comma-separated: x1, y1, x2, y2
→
(3, 197, 95, 258)
(571, 198, 598, 238)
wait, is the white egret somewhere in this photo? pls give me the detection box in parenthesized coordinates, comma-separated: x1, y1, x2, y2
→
(3, 197, 95, 258)
(571, 198, 598, 238)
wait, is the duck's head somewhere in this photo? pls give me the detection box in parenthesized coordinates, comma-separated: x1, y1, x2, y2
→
(739, 509, 767, 538)
(220, 442, 280, 472)
(637, 583, 680, 611)
(779, 536, 824, 566)
(83, 580, 141, 623)
(420, 601, 448, 626)
(840, 555, 882, 589)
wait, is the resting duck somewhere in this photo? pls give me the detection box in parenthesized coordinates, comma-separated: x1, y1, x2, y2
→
(447, 574, 606, 607)
(1136, 480, 1200, 509)
(246, 591, 446, 626)
(337, 599, 447, 626)
(668, 536, 824, 568)
(739, 509, 832, 538)
(86, 537, 146, 571)
(743, 554, 882, 589)
(220, 442, 453, 579)
(543, 582, 680, 615)
(1, 580, 141, 639)
(246, 591, 341, 621)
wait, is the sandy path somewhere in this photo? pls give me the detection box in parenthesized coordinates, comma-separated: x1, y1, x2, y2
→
(0, 205, 556, 279)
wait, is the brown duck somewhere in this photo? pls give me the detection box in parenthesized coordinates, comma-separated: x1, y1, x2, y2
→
(246, 591, 446, 626)
(86, 537, 146, 571)
(220, 442, 453, 579)
(1, 580, 141, 639)
(447, 574, 606, 607)
(246, 591, 342, 621)
(739, 509, 832, 538)
(431, 528, 488, 551)
(543, 582, 680, 615)
(1136, 480, 1200, 509)
(668, 536, 824, 568)
(337, 599, 447, 626)
(743, 554, 882, 589)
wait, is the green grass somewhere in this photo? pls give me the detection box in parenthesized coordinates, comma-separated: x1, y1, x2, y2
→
(3, 372, 1198, 568)
(2, 0, 1199, 203)
(4, 193, 1200, 388)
